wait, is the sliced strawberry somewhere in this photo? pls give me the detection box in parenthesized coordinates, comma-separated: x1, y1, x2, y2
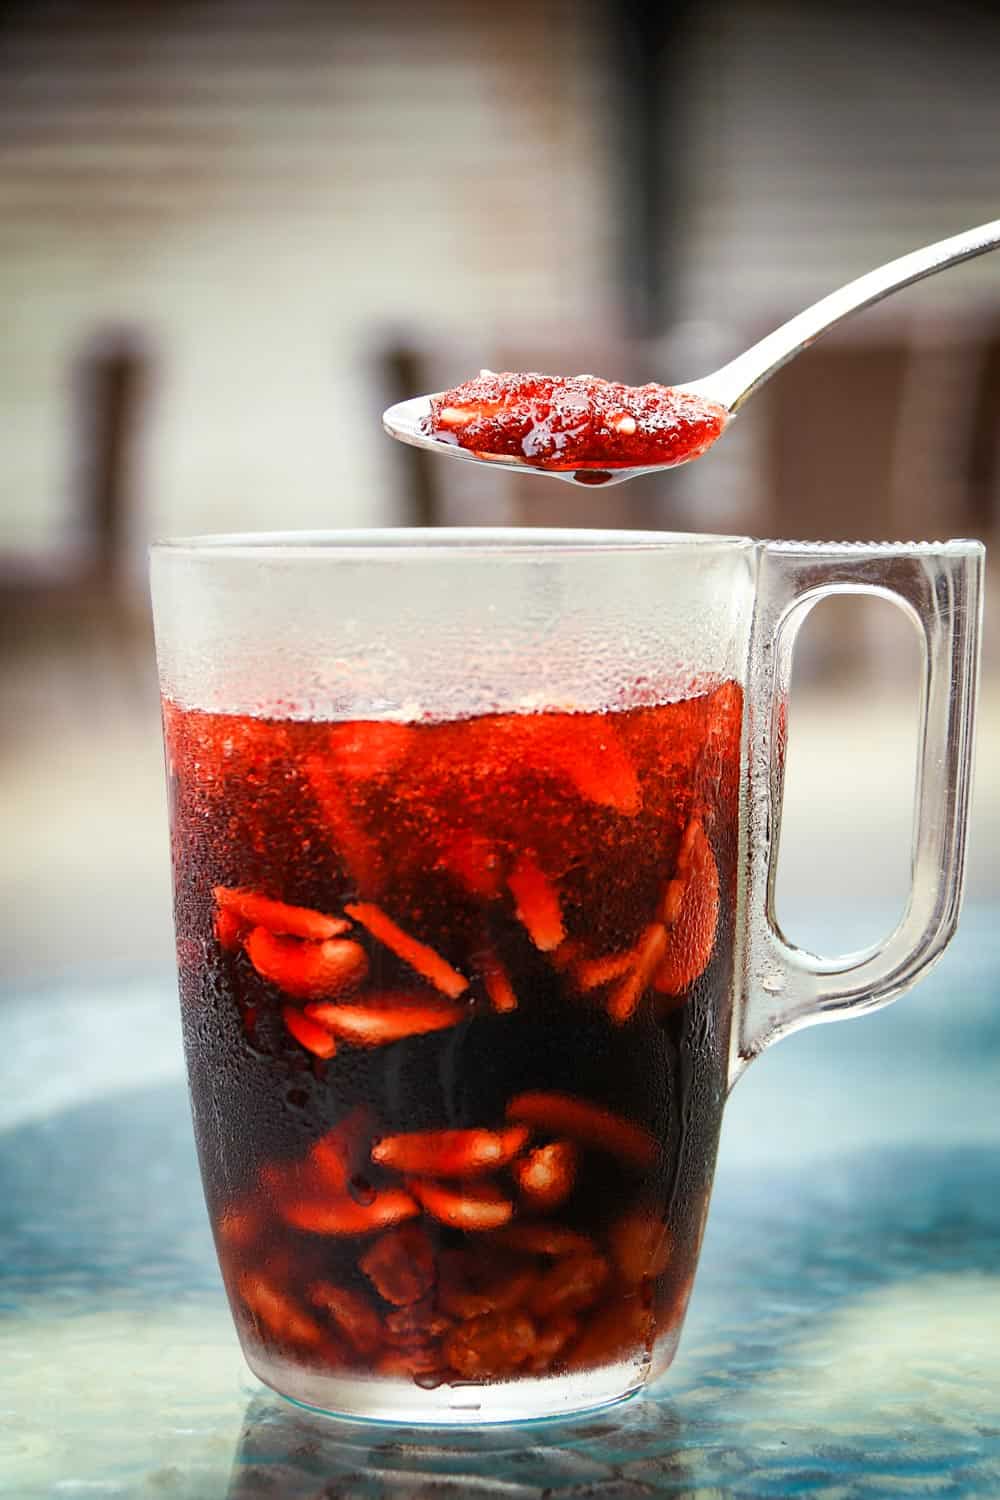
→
(512, 1140, 578, 1212)
(245, 928, 369, 1002)
(606, 922, 667, 1025)
(443, 1310, 536, 1380)
(371, 1126, 529, 1177)
(545, 715, 641, 815)
(489, 1222, 595, 1259)
(608, 1211, 672, 1284)
(281, 1188, 419, 1235)
(527, 1251, 609, 1319)
(435, 828, 503, 898)
(322, 720, 416, 780)
(480, 952, 519, 1013)
(238, 1272, 324, 1349)
(281, 1005, 337, 1059)
(213, 886, 348, 941)
(304, 995, 466, 1047)
(406, 1177, 513, 1231)
(308, 1281, 382, 1355)
(306, 1107, 373, 1194)
(359, 1223, 436, 1306)
(506, 855, 565, 952)
(654, 818, 719, 996)
(506, 1091, 657, 1170)
(344, 903, 469, 999)
(304, 753, 386, 896)
(572, 949, 634, 992)
(213, 905, 246, 952)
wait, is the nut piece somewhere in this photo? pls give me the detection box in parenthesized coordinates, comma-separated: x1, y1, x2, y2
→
(360, 1223, 436, 1306)
(444, 1310, 536, 1380)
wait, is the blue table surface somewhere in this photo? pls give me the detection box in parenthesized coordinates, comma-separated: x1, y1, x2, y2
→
(2, 906, 999, 1499)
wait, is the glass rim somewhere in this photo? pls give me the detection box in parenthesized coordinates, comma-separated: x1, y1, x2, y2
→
(150, 527, 755, 561)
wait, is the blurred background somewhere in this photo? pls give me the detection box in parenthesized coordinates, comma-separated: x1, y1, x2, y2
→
(2, 0, 998, 984)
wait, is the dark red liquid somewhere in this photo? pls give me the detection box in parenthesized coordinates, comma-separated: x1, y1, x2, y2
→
(423, 371, 728, 471)
(165, 682, 741, 1391)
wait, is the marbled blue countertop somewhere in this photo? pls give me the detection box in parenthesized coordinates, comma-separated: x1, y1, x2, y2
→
(2, 908, 998, 1498)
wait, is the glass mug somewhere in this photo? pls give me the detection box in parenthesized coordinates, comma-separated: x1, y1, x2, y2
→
(151, 530, 982, 1425)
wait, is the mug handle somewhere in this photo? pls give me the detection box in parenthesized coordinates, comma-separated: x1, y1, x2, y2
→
(733, 538, 984, 1084)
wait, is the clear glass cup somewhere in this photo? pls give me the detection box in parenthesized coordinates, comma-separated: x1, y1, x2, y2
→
(151, 530, 983, 1424)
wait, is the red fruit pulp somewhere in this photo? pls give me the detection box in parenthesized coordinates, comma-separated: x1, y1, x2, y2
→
(424, 371, 728, 472)
(164, 681, 742, 1393)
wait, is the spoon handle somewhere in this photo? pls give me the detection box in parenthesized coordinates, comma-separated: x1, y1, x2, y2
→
(690, 218, 1000, 413)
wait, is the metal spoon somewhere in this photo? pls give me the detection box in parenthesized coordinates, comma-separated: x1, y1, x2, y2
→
(383, 218, 1000, 488)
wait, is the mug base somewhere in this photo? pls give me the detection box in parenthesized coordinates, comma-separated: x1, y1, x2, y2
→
(245, 1346, 651, 1426)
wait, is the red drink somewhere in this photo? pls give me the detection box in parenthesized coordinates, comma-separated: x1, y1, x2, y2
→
(164, 681, 741, 1401)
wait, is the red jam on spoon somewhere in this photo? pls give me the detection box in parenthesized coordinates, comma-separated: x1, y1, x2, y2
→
(423, 371, 728, 473)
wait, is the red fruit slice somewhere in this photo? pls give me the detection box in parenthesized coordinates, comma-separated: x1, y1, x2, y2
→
(322, 720, 415, 780)
(372, 1126, 529, 1178)
(304, 995, 466, 1047)
(506, 1091, 657, 1170)
(306, 1107, 373, 1194)
(512, 1140, 578, 1212)
(213, 887, 349, 941)
(507, 855, 565, 952)
(572, 950, 634, 992)
(281, 1005, 337, 1059)
(359, 1223, 436, 1306)
(344, 903, 469, 999)
(213, 905, 246, 952)
(406, 1177, 513, 1231)
(608, 1211, 672, 1284)
(304, 753, 386, 896)
(606, 922, 667, 1025)
(443, 1310, 536, 1380)
(481, 952, 518, 1013)
(308, 1281, 382, 1355)
(653, 819, 719, 996)
(527, 1251, 609, 1318)
(435, 828, 502, 898)
(545, 715, 641, 815)
(238, 1272, 324, 1349)
(490, 1223, 595, 1258)
(245, 928, 369, 1002)
(281, 1188, 419, 1235)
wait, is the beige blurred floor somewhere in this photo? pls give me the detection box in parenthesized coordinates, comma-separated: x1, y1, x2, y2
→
(2, 624, 997, 985)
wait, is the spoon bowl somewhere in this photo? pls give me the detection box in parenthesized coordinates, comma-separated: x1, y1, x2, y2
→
(384, 218, 1000, 489)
